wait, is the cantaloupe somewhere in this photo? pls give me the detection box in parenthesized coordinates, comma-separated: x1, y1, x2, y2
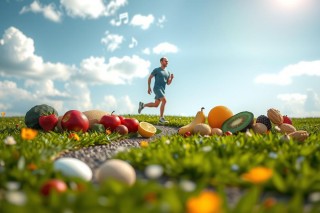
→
(82, 110, 110, 129)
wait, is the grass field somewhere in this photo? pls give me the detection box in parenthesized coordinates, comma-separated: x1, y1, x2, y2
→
(1, 115, 320, 212)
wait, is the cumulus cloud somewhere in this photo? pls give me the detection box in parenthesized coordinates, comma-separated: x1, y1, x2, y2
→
(0, 27, 76, 80)
(97, 95, 135, 114)
(63, 81, 92, 111)
(305, 89, 320, 112)
(152, 42, 178, 54)
(130, 14, 154, 30)
(77, 55, 150, 85)
(24, 79, 70, 100)
(20, 0, 62, 22)
(101, 31, 124, 52)
(104, 0, 127, 16)
(61, 0, 127, 19)
(254, 60, 320, 85)
(0, 79, 94, 116)
(157, 15, 166, 28)
(0, 80, 65, 116)
(277, 89, 320, 117)
(142, 48, 151, 55)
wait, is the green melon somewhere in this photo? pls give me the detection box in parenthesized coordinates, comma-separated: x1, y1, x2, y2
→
(82, 110, 110, 129)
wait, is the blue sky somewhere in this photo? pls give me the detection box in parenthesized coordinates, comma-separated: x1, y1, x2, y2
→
(0, 0, 320, 118)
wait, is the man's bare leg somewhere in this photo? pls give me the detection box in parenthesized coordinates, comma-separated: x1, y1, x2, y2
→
(159, 97, 166, 118)
(144, 99, 161, 108)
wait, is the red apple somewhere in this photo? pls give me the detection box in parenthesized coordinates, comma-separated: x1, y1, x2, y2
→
(39, 114, 58, 132)
(283, 115, 292, 125)
(100, 114, 121, 131)
(122, 118, 139, 133)
(118, 115, 125, 124)
(61, 110, 89, 132)
(40, 179, 67, 196)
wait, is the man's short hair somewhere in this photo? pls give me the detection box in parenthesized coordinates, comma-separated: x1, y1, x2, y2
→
(160, 57, 167, 62)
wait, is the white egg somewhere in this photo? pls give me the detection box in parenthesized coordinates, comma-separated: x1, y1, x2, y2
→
(95, 159, 136, 186)
(54, 157, 93, 181)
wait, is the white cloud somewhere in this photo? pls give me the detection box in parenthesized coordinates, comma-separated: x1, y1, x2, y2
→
(152, 42, 179, 54)
(20, 1, 62, 23)
(305, 89, 320, 112)
(97, 95, 135, 114)
(142, 48, 151, 55)
(0, 27, 76, 81)
(104, 0, 127, 16)
(77, 55, 150, 85)
(63, 81, 92, 111)
(277, 93, 306, 104)
(276, 90, 320, 117)
(24, 79, 70, 99)
(254, 60, 320, 85)
(61, 0, 106, 19)
(130, 14, 154, 30)
(157, 15, 166, 28)
(0, 80, 65, 116)
(0, 80, 93, 116)
(61, 0, 127, 19)
(101, 31, 124, 52)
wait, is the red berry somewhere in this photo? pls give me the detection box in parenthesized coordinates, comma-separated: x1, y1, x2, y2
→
(283, 115, 292, 125)
(224, 131, 233, 136)
(184, 131, 191, 137)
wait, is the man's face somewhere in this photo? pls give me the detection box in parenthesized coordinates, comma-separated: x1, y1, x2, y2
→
(161, 58, 168, 67)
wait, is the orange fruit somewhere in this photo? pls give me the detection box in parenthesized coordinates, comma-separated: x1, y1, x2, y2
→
(138, 122, 157, 138)
(208, 106, 233, 129)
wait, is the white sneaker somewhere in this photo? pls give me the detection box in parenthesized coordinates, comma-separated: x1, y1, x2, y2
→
(138, 102, 144, 114)
(159, 117, 169, 123)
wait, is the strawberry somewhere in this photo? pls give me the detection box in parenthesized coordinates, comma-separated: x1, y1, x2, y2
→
(283, 115, 293, 125)
(39, 114, 59, 132)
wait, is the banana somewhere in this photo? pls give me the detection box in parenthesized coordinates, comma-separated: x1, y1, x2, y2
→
(178, 107, 206, 135)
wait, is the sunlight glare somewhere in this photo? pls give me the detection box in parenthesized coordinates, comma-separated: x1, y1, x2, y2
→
(273, 0, 305, 10)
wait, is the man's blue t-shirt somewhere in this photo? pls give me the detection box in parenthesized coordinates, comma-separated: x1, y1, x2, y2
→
(151, 67, 170, 91)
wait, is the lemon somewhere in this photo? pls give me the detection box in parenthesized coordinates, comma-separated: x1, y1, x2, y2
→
(138, 122, 157, 138)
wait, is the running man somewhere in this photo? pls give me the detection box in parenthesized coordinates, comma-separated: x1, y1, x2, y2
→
(138, 57, 174, 123)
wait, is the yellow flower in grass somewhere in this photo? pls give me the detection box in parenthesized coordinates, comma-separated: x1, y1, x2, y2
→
(69, 133, 80, 141)
(21, 128, 38, 140)
(242, 166, 273, 184)
(140, 141, 149, 148)
(106, 129, 112, 135)
(186, 191, 222, 213)
(1, 112, 5, 117)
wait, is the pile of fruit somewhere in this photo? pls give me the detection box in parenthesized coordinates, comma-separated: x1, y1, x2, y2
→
(178, 106, 309, 142)
(24, 104, 156, 138)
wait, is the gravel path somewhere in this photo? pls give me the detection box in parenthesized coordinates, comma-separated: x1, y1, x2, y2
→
(58, 125, 300, 208)
(59, 125, 246, 206)
(59, 125, 179, 171)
